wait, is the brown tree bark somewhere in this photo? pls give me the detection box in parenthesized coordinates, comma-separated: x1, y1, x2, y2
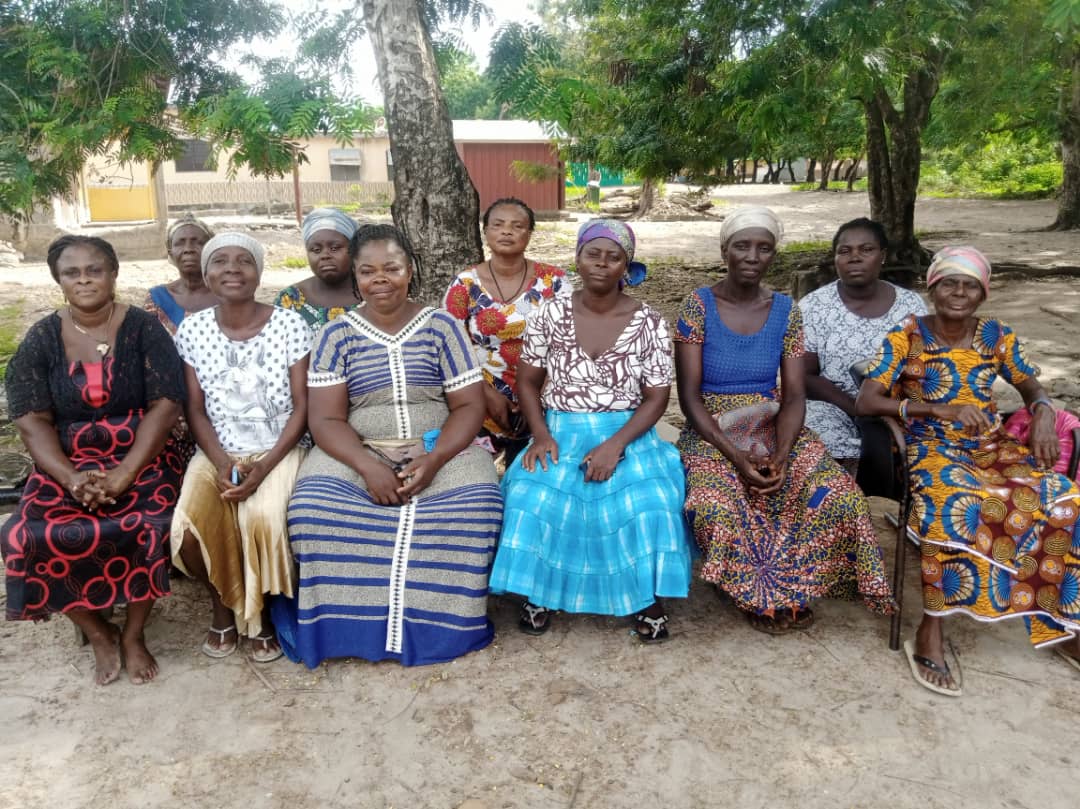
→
(845, 152, 862, 190)
(862, 51, 943, 267)
(1052, 40, 1080, 230)
(635, 176, 657, 217)
(806, 157, 817, 184)
(818, 151, 834, 190)
(362, 0, 483, 300)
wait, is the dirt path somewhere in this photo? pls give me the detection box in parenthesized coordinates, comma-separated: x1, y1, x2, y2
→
(1, 192, 1079, 809)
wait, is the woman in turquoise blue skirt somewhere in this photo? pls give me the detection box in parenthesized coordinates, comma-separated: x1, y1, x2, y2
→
(488, 219, 693, 641)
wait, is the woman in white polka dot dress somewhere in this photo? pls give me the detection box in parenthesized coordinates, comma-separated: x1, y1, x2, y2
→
(170, 233, 312, 664)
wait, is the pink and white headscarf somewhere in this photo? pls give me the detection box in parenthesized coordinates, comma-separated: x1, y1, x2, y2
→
(926, 245, 991, 298)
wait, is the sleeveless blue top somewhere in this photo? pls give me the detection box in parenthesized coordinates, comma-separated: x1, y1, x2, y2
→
(698, 286, 792, 396)
(148, 285, 187, 330)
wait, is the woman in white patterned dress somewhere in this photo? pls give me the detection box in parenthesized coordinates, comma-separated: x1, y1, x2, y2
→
(800, 218, 926, 470)
(171, 233, 311, 663)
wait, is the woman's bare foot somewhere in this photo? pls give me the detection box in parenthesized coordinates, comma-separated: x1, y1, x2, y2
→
(121, 631, 159, 685)
(89, 623, 123, 686)
(913, 615, 959, 692)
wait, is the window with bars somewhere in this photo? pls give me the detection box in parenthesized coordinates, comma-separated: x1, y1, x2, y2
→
(174, 139, 217, 173)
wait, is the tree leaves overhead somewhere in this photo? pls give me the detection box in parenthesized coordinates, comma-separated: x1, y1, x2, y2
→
(0, 0, 282, 218)
(182, 61, 379, 181)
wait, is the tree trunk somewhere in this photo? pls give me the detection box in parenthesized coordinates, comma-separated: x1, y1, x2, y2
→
(292, 155, 303, 225)
(785, 159, 796, 183)
(818, 152, 834, 190)
(725, 157, 736, 182)
(763, 158, 775, 183)
(1052, 40, 1080, 230)
(845, 152, 862, 190)
(832, 159, 844, 181)
(806, 157, 817, 184)
(363, 0, 483, 300)
(750, 159, 759, 183)
(740, 158, 748, 183)
(863, 51, 943, 267)
(635, 176, 657, 217)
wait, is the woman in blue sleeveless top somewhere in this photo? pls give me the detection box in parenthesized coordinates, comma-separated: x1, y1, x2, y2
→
(674, 206, 893, 634)
(144, 214, 218, 336)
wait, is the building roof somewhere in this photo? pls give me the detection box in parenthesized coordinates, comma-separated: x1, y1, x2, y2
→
(451, 119, 560, 143)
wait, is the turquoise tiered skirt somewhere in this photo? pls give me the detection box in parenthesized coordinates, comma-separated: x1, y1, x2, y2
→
(489, 410, 693, 616)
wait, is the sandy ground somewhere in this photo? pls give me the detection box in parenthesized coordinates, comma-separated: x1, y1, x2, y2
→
(1, 188, 1080, 809)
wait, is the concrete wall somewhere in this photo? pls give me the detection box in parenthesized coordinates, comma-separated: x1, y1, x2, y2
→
(151, 134, 391, 184)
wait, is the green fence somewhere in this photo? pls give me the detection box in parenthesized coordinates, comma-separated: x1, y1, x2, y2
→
(567, 163, 624, 187)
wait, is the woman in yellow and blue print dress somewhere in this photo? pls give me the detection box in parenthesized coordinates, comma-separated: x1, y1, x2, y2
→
(857, 245, 1080, 696)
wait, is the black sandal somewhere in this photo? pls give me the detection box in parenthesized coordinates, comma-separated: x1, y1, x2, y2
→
(519, 601, 551, 635)
(633, 613, 670, 643)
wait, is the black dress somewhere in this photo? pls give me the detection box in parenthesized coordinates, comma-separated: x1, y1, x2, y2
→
(1, 308, 185, 620)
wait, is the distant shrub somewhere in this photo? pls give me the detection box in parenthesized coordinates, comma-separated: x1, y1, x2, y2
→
(921, 135, 1061, 199)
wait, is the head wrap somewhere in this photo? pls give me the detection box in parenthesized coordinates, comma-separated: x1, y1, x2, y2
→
(575, 218, 647, 286)
(718, 206, 784, 248)
(926, 245, 991, 298)
(201, 232, 265, 279)
(301, 207, 358, 245)
(166, 212, 214, 248)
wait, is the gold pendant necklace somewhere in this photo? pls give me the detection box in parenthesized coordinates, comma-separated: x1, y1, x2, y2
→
(69, 302, 116, 357)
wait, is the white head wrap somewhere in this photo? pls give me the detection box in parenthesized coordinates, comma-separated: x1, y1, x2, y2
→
(719, 206, 784, 247)
(301, 207, 358, 245)
(201, 232, 265, 279)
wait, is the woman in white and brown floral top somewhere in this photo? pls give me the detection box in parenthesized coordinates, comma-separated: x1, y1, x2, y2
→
(488, 219, 694, 642)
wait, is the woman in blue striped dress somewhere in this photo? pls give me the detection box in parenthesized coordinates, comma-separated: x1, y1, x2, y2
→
(273, 224, 501, 667)
(488, 219, 693, 641)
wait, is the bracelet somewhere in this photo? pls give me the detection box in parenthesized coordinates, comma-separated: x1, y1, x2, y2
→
(1028, 397, 1053, 416)
(897, 399, 910, 421)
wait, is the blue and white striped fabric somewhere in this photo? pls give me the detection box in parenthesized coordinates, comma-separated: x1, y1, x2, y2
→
(277, 470, 500, 666)
(489, 410, 693, 616)
(272, 307, 502, 667)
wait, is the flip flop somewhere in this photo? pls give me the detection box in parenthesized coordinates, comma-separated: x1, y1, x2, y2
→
(250, 633, 283, 663)
(201, 624, 238, 659)
(1054, 647, 1080, 673)
(519, 602, 552, 636)
(904, 638, 963, 697)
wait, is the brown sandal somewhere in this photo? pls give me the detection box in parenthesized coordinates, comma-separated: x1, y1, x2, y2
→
(746, 611, 792, 635)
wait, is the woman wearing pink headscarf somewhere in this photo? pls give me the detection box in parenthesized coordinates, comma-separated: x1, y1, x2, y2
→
(857, 245, 1080, 696)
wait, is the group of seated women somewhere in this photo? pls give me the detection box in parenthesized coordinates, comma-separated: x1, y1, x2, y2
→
(3, 200, 1078, 700)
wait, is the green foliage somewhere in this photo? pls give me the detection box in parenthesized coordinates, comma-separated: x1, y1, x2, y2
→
(435, 44, 498, 119)
(793, 180, 869, 192)
(281, 256, 309, 269)
(921, 135, 1062, 198)
(0, 0, 282, 218)
(782, 240, 833, 254)
(509, 160, 563, 183)
(0, 301, 26, 381)
(183, 62, 378, 181)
